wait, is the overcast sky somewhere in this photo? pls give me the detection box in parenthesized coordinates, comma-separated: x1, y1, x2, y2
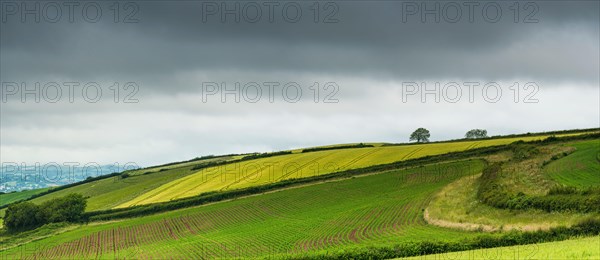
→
(1, 1, 599, 167)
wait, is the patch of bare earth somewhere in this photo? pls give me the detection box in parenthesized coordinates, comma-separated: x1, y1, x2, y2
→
(423, 208, 554, 232)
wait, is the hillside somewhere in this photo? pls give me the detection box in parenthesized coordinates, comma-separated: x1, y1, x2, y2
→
(5, 1, 597, 259)
(119, 133, 585, 208)
(1, 160, 488, 258)
(0, 188, 49, 208)
(425, 139, 600, 231)
(2, 132, 581, 214)
(1, 129, 599, 259)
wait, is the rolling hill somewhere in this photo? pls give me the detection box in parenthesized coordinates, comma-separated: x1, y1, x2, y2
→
(4, 132, 582, 214)
(119, 133, 587, 208)
(2, 160, 488, 259)
(1, 129, 598, 259)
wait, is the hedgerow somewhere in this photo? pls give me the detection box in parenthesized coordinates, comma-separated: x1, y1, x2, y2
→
(477, 162, 600, 213)
(189, 151, 293, 171)
(290, 218, 600, 260)
(301, 143, 374, 153)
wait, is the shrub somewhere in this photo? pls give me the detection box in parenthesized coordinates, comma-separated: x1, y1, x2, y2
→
(543, 135, 559, 142)
(3, 194, 87, 232)
(571, 218, 600, 235)
(3, 202, 46, 232)
(41, 193, 87, 223)
(511, 144, 538, 161)
(548, 186, 579, 195)
(241, 151, 293, 160)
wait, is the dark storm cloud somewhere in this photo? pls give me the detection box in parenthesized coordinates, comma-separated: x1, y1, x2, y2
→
(1, 1, 598, 89)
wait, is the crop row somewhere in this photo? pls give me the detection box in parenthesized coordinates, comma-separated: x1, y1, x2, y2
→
(12, 160, 484, 259)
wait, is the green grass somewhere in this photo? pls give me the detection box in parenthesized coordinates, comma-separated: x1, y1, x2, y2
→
(119, 134, 571, 208)
(402, 236, 600, 260)
(544, 139, 600, 188)
(0, 188, 49, 208)
(496, 144, 575, 196)
(0, 223, 76, 251)
(426, 174, 599, 231)
(425, 140, 600, 231)
(0, 160, 489, 259)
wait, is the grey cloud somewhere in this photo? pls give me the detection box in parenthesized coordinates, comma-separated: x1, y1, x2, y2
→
(1, 1, 598, 86)
(1, 1, 598, 166)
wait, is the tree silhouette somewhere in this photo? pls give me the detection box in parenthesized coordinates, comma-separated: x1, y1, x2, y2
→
(410, 128, 430, 143)
(465, 129, 488, 139)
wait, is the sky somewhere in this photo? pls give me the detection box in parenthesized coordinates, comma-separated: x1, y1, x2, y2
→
(1, 1, 599, 167)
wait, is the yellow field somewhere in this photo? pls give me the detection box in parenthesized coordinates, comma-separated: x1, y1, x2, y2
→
(127, 155, 244, 176)
(117, 133, 592, 208)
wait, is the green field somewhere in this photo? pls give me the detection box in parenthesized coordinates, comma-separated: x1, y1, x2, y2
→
(119, 134, 570, 208)
(426, 174, 598, 231)
(402, 236, 600, 260)
(544, 139, 600, 188)
(426, 139, 600, 231)
(0, 188, 49, 208)
(1, 131, 598, 259)
(1, 160, 488, 259)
